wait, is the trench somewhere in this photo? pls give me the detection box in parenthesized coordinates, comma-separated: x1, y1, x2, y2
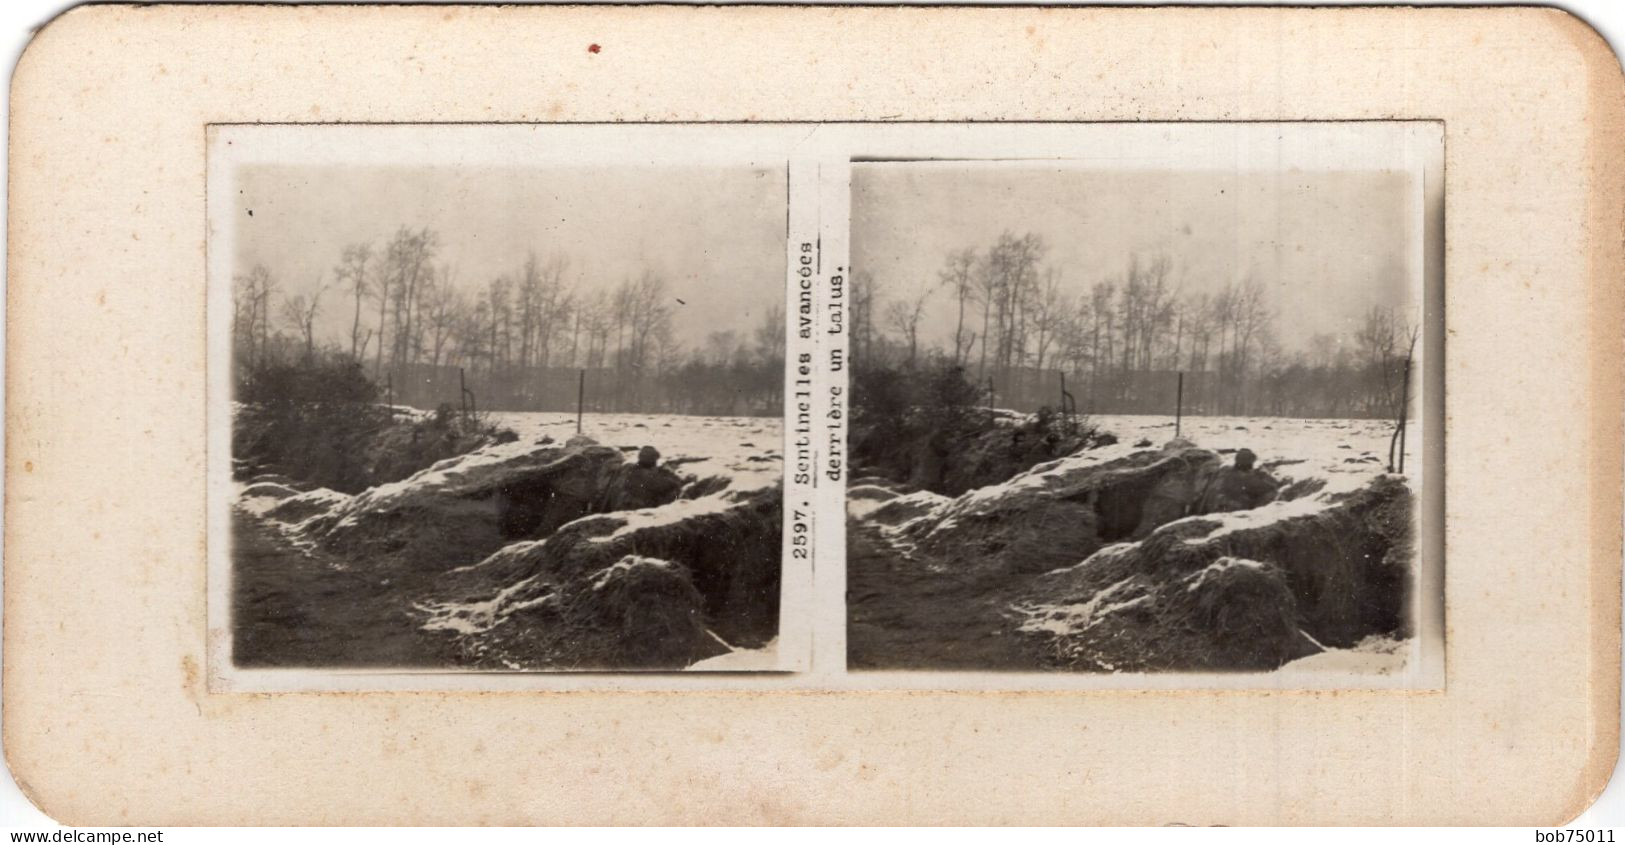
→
(241, 439, 783, 669)
(852, 442, 1413, 671)
(466, 466, 782, 650)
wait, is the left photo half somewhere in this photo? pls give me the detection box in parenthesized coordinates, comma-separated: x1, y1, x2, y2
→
(207, 126, 791, 679)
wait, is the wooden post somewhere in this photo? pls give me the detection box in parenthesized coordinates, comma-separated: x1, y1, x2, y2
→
(1397, 357, 1411, 474)
(1060, 372, 1077, 432)
(1175, 372, 1184, 439)
(1389, 356, 1413, 474)
(459, 367, 476, 420)
(1388, 333, 1418, 474)
(576, 369, 585, 434)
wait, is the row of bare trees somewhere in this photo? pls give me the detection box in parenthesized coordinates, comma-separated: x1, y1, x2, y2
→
(853, 231, 1416, 419)
(231, 226, 785, 415)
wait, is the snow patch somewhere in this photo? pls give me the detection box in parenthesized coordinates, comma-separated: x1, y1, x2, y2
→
(687, 636, 779, 671)
(1182, 556, 1268, 592)
(589, 554, 679, 590)
(418, 574, 556, 635)
(1016, 576, 1153, 636)
(238, 494, 286, 517)
(586, 496, 744, 546)
(1282, 634, 1411, 675)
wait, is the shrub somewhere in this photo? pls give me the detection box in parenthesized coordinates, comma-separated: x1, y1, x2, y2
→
(234, 357, 516, 493)
(238, 358, 378, 407)
(851, 359, 1106, 493)
(922, 361, 983, 436)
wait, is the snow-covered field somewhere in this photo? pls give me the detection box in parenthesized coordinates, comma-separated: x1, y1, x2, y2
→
(1088, 413, 1419, 492)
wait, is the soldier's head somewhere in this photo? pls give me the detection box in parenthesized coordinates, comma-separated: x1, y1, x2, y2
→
(637, 445, 660, 469)
(1235, 448, 1257, 471)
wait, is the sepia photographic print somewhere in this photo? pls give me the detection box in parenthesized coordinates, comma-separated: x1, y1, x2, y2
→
(843, 124, 1444, 684)
(207, 121, 1443, 690)
(209, 126, 794, 679)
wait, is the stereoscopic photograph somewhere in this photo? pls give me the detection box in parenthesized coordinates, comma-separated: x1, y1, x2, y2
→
(216, 134, 788, 673)
(15, 4, 1625, 827)
(845, 143, 1438, 677)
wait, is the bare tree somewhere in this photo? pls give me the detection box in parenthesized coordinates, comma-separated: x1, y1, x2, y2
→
(424, 265, 462, 369)
(981, 231, 1046, 378)
(1357, 304, 1406, 416)
(546, 256, 573, 369)
(582, 290, 613, 369)
(486, 275, 513, 376)
(610, 281, 634, 372)
(706, 330, 741, 367)
(383, 227, 438, 373)
(334, 242, 373, 361)
(232, 264, 277, 371)
(516, 253, 541, 370)
(1183, 292, 1214, 374)
(850, 270, 877, 367)
(884, 283, 933, 368)
(1030, 267, 1065, 373)
(280, 274, 324, 363)
(937, 248, 979, 367)
(625, 270, 673, 372)
(370, 246, 391, 379)
(1228, 277, 1270, 413)
(754, 302, 786, 364)
(1088, 279, 1115, 403)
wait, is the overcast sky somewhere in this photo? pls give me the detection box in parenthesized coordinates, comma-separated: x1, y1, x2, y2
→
(851, 163, 1418, 354)
(233, 163, 786, 349)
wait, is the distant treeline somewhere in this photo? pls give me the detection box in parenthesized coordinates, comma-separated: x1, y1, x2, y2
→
(233, 225, 784, 416)
(854, 231, 1418, 419)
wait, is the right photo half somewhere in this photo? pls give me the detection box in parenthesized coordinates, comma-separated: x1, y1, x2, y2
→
(844, 140, 1439, 680)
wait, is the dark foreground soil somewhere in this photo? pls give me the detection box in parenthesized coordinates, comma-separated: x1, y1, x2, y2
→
(846, 521, 1047, 670)
(231, 512, 457, 668)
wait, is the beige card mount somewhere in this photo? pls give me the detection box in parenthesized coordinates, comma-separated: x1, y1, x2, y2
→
(5, 4, 1622, 826)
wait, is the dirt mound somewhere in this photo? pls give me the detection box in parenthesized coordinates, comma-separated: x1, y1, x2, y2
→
(568, 556, 730, 667)
(850, 475, 911, 491)
(1020, 556, 1321, 671)
(264, 488, 352, 524)
(917, 415, 1108, 496)
(362, 418, 520, 488)
(849, 417, 1419, 673)
(679, 474, 732, 500)
(1175, 474, 1414, 646)
(234, 401, 517, 494)
(245, 473, 306, 489)
(846, 485, 902, 521)
(864, 491, 951, 527)
(241, 481, 298, 500)
(905, 444, 1223, 576)
(430, 485, 783, 655)
(430, 554, 729, 670)
(1159, 557, 1322, 669)
(850, 396, 1110, 497)
(848, 485, 899, 503)
(596, 463, 685, 511)
(317, 440, 633, 572)
(1022, 472, 1413, 666)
